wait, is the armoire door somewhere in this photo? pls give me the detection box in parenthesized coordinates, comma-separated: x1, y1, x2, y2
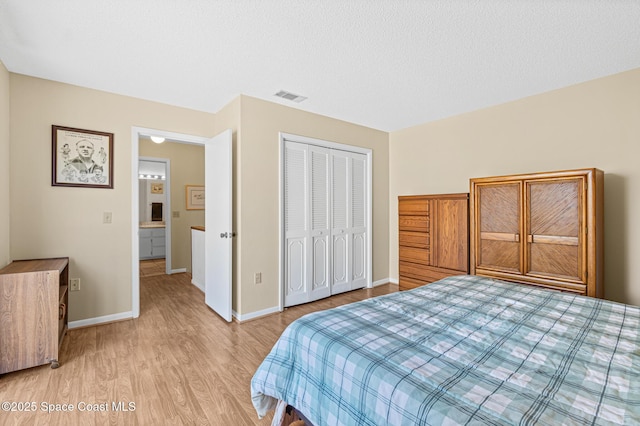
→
(434, 198, 468, 272)
(525, 176, 585, 284)
(474, 182, 522, 274)
(470, 168, 602, 297)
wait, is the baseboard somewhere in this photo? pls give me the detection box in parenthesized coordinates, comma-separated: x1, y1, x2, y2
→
(170, 268, 187, 274)
(372, 277, 395, 287)
(231, 279, 396, 321)
(388, 277, 399, 285)
(191, 278, 204, 292)
(232, 305, 281, 322)
(69, 311, 133, 329)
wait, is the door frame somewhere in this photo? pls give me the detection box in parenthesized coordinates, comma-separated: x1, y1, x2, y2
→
(131, 126, 210, 318)
(278, 132, 373, 312)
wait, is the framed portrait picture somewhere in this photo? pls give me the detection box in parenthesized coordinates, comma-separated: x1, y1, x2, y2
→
(52, 125, 114, 189)
(186, 185, 205, 210)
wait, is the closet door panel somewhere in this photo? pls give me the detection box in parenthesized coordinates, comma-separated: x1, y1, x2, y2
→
(312, 236, 328, 291)
(332, 234, 348, 287)
(309, 147, 330, 300)
(286, 238, 306, 296)
(349, 153, 367, 290)
(331, 153, 350, 294)
(284, 142, 309, 306)
(352, 231, 366, 282)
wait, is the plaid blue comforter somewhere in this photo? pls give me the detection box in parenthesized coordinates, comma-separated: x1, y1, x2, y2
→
(251, 275, 640, 425)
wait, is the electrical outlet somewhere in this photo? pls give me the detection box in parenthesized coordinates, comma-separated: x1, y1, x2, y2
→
(103, 212, 113, 224)
(172, 211, 180, 218)
(70, 278, 81, 291)
(254, 272, 262, 284)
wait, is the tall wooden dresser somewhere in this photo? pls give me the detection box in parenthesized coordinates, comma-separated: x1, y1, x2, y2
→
(0, 257, 69, 373)
(470, 168, 603, 297)
(398, 193, 469, 290)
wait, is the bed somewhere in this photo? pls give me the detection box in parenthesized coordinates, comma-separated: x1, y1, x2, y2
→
(251, 275, 640, 425)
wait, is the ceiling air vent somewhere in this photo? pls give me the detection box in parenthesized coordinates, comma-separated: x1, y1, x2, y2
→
(275, 90, 307, 103)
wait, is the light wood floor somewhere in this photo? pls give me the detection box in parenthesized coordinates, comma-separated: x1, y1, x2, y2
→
(0, 272, 397, 425)
(139, 258, 166, 278)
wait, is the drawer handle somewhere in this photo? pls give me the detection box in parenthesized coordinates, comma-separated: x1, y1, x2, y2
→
(59, 303, 67, 320)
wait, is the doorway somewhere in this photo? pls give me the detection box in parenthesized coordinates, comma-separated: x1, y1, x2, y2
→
(131, 127, 234, 322)
(138, 157, 171, 277)
(131, 127, 210, 318)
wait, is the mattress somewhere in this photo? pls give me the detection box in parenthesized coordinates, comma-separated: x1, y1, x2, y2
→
(251, 275, 640, 425)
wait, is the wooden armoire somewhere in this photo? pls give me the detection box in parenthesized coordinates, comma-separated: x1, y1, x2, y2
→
(398, 193, 469, 290)
(470, 168, 603, 297)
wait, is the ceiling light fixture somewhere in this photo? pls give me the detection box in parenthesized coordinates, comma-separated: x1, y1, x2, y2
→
(150, 136, 165, 144)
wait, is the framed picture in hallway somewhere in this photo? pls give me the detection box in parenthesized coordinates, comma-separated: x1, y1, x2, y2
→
(52, 125, 114, 189)
(186, 185, 205, 210)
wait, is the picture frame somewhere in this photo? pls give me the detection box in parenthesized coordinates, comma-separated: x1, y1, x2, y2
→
(185, 185, 205, 210)
(52, 125, 114, 189)
(151, 183, 164, 194)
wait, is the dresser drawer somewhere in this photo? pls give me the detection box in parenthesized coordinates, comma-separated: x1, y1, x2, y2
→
(399, 216, 429, 232)
(399, 199, 429, 215)
(399, 247, 430, 265)
(399, 231, 429, 249)
(400, 261, 463, 283)
(399, 276, 429, 291)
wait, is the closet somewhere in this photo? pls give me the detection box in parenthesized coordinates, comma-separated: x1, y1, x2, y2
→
(283, 139, 369, 307)
(470, 168, 603, 297)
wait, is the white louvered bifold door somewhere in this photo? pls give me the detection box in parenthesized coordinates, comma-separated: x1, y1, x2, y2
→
(284, 142, 309, 307)
(284, 140, 368, 307)
(284, 143, 331, 307)
(309, 146, 331, 302)
(331, 150, 367, 295)
(349, 152, 367, 291)
(330, 153, 349, 294)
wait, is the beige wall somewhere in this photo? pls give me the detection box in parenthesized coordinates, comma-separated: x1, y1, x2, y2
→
(139, 138, 205, 272)
(390, 68, 640, 306)
(0, 60, 9, 268)
(236, 95, 389, 315)
(8, 66, 638, 322)
(9, 74, 214, 322)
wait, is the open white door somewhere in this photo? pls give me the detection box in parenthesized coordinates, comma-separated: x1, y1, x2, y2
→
(205, 129, 233, 322)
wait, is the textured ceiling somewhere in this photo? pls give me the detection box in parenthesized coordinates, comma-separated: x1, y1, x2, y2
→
(1, 1, 639, 132)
